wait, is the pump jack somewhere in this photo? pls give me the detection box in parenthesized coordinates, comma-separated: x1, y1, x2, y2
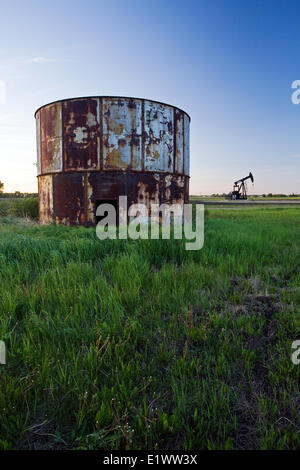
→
(228, 172, 254, 200)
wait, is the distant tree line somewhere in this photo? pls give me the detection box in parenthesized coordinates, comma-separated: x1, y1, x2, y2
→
(210, 193, 300, 198)
(259, 193, 300, 197)
(0, 191, 38, 199)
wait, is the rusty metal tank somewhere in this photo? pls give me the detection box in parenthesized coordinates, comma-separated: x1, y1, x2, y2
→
(35, 96, 190, 225)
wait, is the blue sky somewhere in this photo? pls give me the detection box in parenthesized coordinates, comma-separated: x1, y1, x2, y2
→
(0, 0, 300, 194)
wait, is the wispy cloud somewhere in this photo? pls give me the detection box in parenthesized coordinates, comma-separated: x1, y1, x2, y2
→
(25, 56, 72, 64)
(289, 154, 300, 159)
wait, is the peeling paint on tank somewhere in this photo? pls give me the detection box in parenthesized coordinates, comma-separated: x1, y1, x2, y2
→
(103, 98, 142, 170)
(36, 111, 41, 175)
(38, 174, 53, 224)
(63, 98, 99, 171)
(175, 109, 184, 174)
(137, 179, 159, 212)
(165, 175, 172, 187)
(144, 101, 173, 173)
(36, 96, 190, 226)
(164, 175, 172, 201)
(184, 114, 190, 175)
(171, 176, 185, 207)
(104, 135, 130, 169)
(86, 175, 96, 225)
(40, 102, 62, 173)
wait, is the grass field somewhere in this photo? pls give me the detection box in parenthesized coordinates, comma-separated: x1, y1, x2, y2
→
(0, 208, 300, 450)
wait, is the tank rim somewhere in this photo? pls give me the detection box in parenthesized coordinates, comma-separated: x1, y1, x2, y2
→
(34, 95, 191, 121)
(36, 169, 191, 178)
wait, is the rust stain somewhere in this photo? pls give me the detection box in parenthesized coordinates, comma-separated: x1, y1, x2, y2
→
(184, 113, 190, 176)
(103, 98, 142, 170)
(52, 173, 85, 225)
(144, 101, 174, 172)
(175, 109, 184, 174)
(38, 174, 53, 224)
(36, 96, 190, 225)
(106, 138, 128, 169)
(36, 111, 41, 175)
(40, 102, 62, 173)
(63, 98, 99, 171)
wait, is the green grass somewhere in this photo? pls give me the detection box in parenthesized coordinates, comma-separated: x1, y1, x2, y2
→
(0, 197, 38, 219)
(0, 208, 300, 450)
